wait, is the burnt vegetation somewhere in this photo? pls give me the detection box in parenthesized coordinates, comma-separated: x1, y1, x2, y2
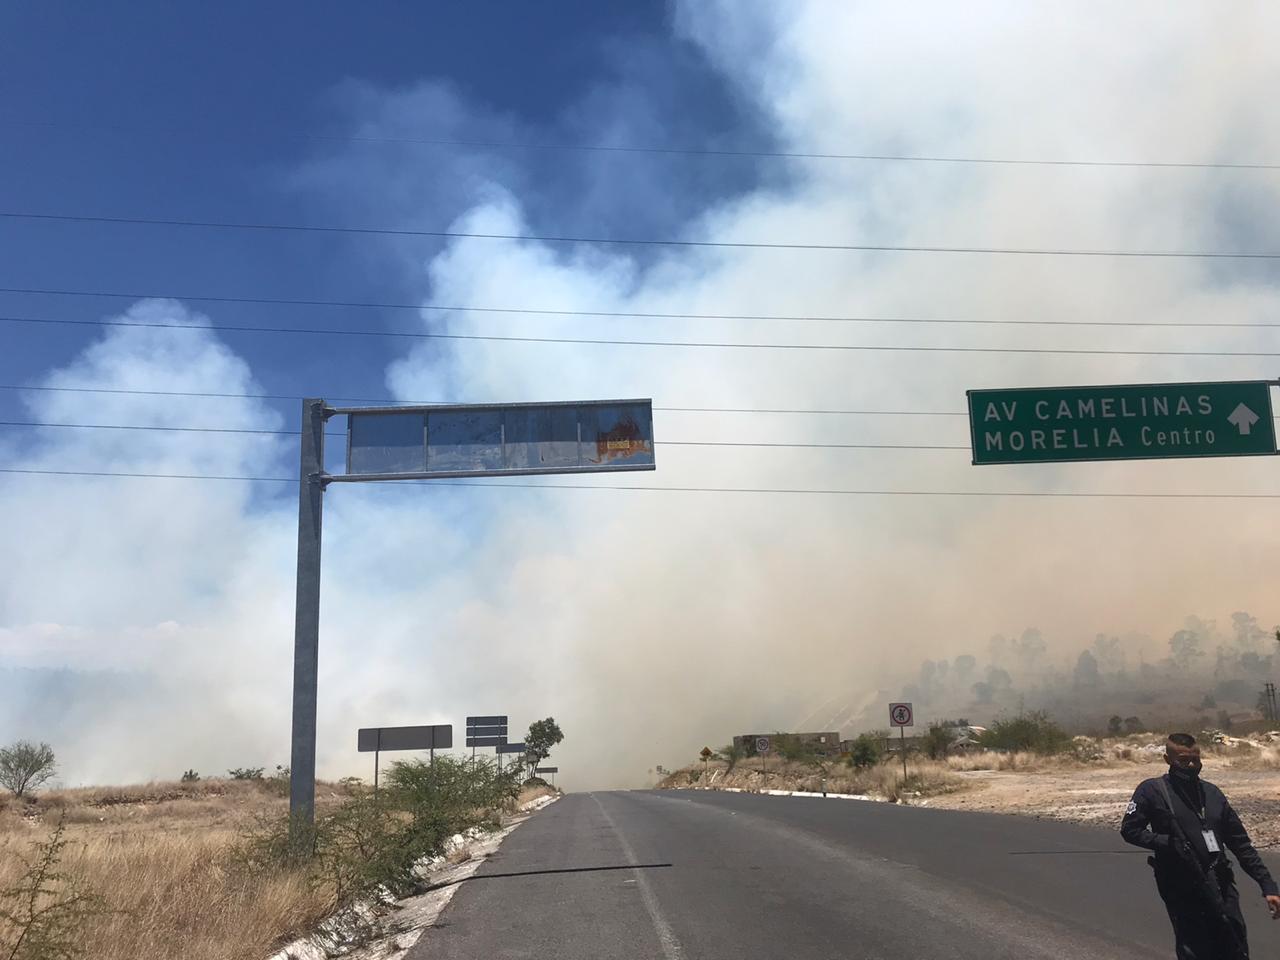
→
(894, 612, 1280, 736)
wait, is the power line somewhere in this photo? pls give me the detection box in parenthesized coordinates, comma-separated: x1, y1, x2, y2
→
(3, 466, 1276, 500)
(0, 419, 969, 451)
(0, 383, 970, 417)
(5, 284, 1279, 330)
(6, 315, 1280, 358)
(6, 211, 1280, 260)
(11, 118, 1280, 172)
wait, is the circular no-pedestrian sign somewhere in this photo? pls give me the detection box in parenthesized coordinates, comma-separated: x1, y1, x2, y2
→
(889, 703, 914, 727)
(756, 736, 771, 754)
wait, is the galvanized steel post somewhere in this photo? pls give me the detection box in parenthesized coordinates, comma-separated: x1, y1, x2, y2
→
(290, 398, 327, 839)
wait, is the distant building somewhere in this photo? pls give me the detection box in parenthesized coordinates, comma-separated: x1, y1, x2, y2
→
(733, 731, 841, 757)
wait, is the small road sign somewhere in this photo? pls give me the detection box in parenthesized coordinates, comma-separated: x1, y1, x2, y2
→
(466, 735, 506, 747)
(496, 742, 526, 754)
(967, 380, 1277, 465)
(889, 703, 914, 728)
(755, 736, 771, 754)
(357, 724, 452, 791)
(466, 715, 508, 727)
(357, 725, 452, 752)
(535, 767, 559, 774)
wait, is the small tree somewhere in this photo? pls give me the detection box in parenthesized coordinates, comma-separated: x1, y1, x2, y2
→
(1107, 715, 1123, 736)
(0, 741, 57, 798)
(923, 722, 953, 760)
(180, 769, 200, 783)
(523, 718, 563, 780)
(719, 742, 743, 772)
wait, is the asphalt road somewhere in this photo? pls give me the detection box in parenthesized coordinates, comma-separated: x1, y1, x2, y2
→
(408, 790, 1280, 959)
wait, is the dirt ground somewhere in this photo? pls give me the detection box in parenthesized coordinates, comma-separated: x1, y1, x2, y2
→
(923, 758, 1280, 848)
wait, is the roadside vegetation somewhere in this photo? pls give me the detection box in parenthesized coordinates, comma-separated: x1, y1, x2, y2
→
(0, 719, 564, 960)
(663, 711, 1280, 806)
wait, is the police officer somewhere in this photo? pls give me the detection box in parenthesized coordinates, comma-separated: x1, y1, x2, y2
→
(1121, 732, 1280, 958)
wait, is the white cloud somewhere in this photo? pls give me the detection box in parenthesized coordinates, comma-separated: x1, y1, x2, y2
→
(5, 4, 1280, 789)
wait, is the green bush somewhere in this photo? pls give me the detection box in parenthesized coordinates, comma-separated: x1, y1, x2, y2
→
(228, 767, 265, 781)
(180, 769, 200, 783)
(235, 756, 522, 916)
(847, 733, 884, 769)
(979, 711, 1071, 754)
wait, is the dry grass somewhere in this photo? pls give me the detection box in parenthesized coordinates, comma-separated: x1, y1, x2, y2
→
(1, 775, 548, 960)
(664, 757, 962, 801)
(1219, 744, 1280, 770)
(940, 750, 1122, 772)
(0, 778, 358, 960)
(515, 784, 559, 807)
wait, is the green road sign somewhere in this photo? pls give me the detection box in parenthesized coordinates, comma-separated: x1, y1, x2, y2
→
(968, 380, 1277, 465)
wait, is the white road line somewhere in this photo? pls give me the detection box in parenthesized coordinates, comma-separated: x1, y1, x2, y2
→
(590, 793, 686, 960)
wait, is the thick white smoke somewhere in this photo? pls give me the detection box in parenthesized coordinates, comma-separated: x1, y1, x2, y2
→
(3, 2, 1279, 787)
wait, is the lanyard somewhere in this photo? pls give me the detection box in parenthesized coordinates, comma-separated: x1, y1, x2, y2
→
(1170, 775, 1207, 824)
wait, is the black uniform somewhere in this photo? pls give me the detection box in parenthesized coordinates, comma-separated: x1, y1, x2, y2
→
(1121, 773, 1277, 959)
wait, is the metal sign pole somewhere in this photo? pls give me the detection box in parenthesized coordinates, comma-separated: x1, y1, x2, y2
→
(289, 398, 327, 837)
(374, 728, 381, 794)
(900, 727, 907, 782)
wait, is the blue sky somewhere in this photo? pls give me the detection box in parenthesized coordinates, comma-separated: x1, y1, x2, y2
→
(0, 0, 770, 443)
(3, 3, 1280, 788)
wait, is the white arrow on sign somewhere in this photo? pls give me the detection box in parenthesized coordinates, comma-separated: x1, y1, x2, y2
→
(1227, 403, 1260, 436)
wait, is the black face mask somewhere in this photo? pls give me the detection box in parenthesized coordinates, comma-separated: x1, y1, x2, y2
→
(1170, 762, 1202, 782)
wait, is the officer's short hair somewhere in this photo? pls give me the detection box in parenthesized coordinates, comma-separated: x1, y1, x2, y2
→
(1167, 732, 1197, 748)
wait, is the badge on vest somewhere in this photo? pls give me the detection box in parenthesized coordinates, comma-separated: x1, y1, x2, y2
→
(1203, 830, 1221, 854)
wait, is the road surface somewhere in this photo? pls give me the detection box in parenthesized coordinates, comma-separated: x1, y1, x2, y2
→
(408, 789, 1280, 959)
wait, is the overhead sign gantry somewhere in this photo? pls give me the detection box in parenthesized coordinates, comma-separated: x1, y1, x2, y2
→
(289, 398, 655, 834)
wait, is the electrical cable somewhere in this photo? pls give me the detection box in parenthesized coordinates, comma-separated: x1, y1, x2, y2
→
(2, 466, 1276, 500)
(10, 118, 1280, 171)
(4, 284, 1278, 329)
(0, 419, 970, 450)
(7, 210, 1280, 260)
(6, 315, 1280, 358)
(0, 384, 969, 417)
